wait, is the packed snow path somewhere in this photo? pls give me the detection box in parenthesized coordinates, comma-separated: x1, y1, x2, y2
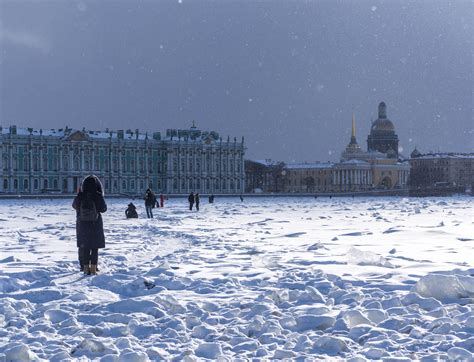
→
(1, 197, 473, 360)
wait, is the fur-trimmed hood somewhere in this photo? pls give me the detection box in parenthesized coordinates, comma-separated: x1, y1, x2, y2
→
(81, 175, 104, 196)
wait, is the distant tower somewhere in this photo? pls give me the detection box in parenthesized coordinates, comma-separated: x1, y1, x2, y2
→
(350, 113, 357, 145)
(341, 114, 362, 161)
(367, 102, 399, 158)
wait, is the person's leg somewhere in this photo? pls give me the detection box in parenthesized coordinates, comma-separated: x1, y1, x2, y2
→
(150, 207, 153, 218)
(89, 249, 98, 275)
(78, 247, 84, 271)
(83, 248, 92, 274)
(146, 206, 150, 218)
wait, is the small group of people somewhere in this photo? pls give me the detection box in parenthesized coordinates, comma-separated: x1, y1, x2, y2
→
(124, 189, 166, 219)
(73, 174, 225, 275)
(143, 188, 166, 218)
(188, 192, 200, 210)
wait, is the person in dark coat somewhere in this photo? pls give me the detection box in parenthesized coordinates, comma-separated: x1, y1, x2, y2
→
(195, 193, 200, 211)
(72, 175, 107, 275)
(208, 194, 214, 203)
(159, 193, 165, 208)
(188, 192, 195, 210)
(125, 203, 138, 218)
(144, 188, 156, 218)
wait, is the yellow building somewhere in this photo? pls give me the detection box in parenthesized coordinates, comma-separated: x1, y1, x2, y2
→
(334, 109, 409, 192)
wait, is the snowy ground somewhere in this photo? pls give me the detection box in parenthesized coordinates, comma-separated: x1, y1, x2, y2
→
(0, 196, 473, 361)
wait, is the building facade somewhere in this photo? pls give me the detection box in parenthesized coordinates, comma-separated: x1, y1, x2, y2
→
(409, 150, 474, 190)
(335, 110, 409, 191)
(244, 159, 285, 193)
(245, 103, 410, 194)
(0, 124, 245, 195)
(282, 163, 333, 193)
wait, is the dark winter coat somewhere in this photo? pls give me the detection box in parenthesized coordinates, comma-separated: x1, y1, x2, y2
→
(144, 190, 156, 207)
(125, 203, 138, 218)
(188, 193, 195, 204)
(72, 176, 107, 249)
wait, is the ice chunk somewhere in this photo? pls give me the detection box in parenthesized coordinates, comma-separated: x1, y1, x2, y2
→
(195, 342, 223, 359)
(312, 336, 349, 355)
(402, 292, 442, 311)
(346, 247, 396, 268)
(3, 343, 38, 361)
(341, 310, 373, 328)
(447, 347, 472, 360)
(414, 273, 474, 303)
(295, 315, 335, 331)
(305, 285, 325, 303)
(118, 351, 148, 362)
(72, 338, 117, 355)
(44, 309, 73, 324)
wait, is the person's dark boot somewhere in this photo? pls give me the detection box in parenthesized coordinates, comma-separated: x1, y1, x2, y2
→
(89, 265, 97, 275)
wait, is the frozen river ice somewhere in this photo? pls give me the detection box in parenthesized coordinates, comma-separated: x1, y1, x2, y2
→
(0, 196, 473, 360)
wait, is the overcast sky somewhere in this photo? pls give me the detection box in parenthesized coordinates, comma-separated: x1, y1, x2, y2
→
(0, 0, 472, 162)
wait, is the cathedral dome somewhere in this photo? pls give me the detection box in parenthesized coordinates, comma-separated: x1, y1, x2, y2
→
(370, 102, 395, 134)
(367, 102, 399, 157)
(371, 119, 395, 133)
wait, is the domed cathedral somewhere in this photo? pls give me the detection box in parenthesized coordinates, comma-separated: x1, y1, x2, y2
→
(332, 108, 410, 192)
(367, 102, 399, 158)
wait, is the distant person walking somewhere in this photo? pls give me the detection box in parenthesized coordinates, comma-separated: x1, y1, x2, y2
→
(72, 175, 107, 275)
(208, 194, 214, 203)
(144, 188, 156, 218)
(188, 192, 195, 210)
(240, 195, 244, 202)
(159, 193, 165, 208)
(125, 202, 138, 218)
(195, 193, 200, 211)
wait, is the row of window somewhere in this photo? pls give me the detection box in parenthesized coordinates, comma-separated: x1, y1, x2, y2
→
(287, 178, 329, 186)
(172, 158, 242, 173)
(2, 145, 166, 158)
(172, 178, 242, 191)
(3, 178, 57, 191)
(2, 177, 243, 193)
(1, 155, 165, 174)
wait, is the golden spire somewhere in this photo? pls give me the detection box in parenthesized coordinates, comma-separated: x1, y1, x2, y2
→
(351, 113, 356, 138)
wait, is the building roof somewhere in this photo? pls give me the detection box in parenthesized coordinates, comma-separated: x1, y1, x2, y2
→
(285, 162, 334, 169)
(251, 159, 281, 167)
(0, 125, 242, 145)
(413, 153, 474, 160)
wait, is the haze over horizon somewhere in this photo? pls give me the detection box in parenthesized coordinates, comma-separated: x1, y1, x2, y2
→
(1, 0, 472, 162)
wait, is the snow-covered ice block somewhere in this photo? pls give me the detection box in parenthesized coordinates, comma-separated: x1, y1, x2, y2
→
(341, 310, 373, 328)
(312, 336, 349, 355)
(118, 350, 148, 362)
(402, 292, 442, 311)
(447, 346, 472, 360)
(295, 315, 335, 331)
(347, 247, 396, 268)
(195, 342, 223, 359)
(414, 273, 474, 303)
(2, 343, 38, 362)
(44, 309, 73, 324)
